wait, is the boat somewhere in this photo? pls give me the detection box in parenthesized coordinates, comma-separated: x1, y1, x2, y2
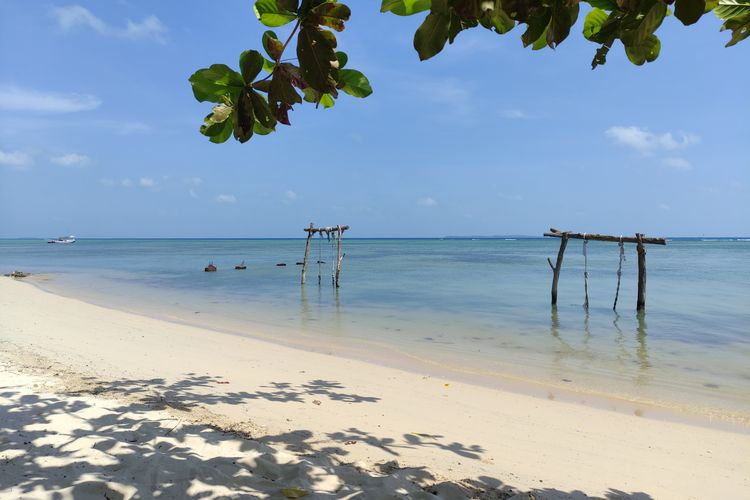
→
(235, 260, 247, 270)
(47, 235, 76, 244)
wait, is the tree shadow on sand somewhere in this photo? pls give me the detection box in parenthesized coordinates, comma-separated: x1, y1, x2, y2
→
(0, 373, 654, 499)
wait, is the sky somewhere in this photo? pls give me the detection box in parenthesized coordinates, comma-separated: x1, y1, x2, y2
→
(0, 1, 748, 238)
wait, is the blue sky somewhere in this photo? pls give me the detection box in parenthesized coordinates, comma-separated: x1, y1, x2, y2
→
(0, 0, 747, 238)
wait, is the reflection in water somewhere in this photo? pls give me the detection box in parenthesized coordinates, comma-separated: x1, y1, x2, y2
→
(298, 283, 344, 337)
(635, 311, 651, 386)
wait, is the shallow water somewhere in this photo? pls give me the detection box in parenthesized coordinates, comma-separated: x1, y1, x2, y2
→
(2, 237, 749, 424)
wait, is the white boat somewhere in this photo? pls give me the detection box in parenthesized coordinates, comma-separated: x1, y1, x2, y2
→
(47, 235, 76, 244)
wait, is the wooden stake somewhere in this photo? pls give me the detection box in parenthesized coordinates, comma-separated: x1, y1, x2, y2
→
(335, 224, 342, 288)
(636, 233, 647, 311)
(301, 222, 314, 285)
(548, 233, 569, 305)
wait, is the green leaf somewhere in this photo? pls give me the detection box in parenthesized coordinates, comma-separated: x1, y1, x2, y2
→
(714, 0, 750, 19)
(240, 50, 265, 84)
(269, 65, 304, 106)
(583, 8, 608, 40)
(335, 51, 348, 69)
(262, 31, 284, 60)
(715, 0, 750, 46)
(380, 0, 432, 16)
(202, 118, 233, 144)
(586, 0, 617, 8)
(297, 25, 338, 93)
(254, 0, 298, 27)
(633, 1, 667, 45)
(263, 57, 276, 73)
(720, 13, 750, 45)
(674, 0, 706, 24)
(591, 36, 615, 68)
(309, 2, 351, 31)
(521, 11, 551, 47)
(200, 104, 234, 144)
(249, 89, 277, 129)
(339, 69, 373, 97)
(625, 33, 661, 64)
(189, 64, 244, 104)
(281, 487, 308, 499)
(484, 5, 515, 34)
(546, 0, 579, 48)
(319, 93, 335, 108)
(532, 26, 550, 49)
(254, 120, 275, 135)
(233, 88, 255, 143)
(413, 11, 451, 60)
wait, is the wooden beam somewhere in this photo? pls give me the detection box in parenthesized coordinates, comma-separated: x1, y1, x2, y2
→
(301, 222, 314, 285)
(544, 228, 666, 245)
(637, 233, 647, 311)
(304, 225, 350, 234)
(550, 233, 569, 305)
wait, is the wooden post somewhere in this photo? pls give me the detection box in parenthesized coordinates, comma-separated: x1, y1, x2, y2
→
(335, 225, 342, 288)
(547, 233, 569, 305)
(636, 233, 647, 311)
(301, 223, 314, 285)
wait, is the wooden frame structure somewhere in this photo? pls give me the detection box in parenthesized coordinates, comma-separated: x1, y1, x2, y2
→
(301, 223, 350, 287)
(544, 228, 666, 311)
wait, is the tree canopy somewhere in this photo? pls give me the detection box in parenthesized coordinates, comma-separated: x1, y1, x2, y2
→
(189, 0, 749, 144)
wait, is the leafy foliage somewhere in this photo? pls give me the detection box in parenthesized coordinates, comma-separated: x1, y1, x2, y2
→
(189, 0, 371, 144)
(190, 0, 746, 144)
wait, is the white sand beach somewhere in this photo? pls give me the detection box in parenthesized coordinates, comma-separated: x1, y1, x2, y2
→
(1, 276, 749, 499)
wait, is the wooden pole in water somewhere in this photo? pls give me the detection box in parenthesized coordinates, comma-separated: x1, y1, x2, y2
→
(636, 233, 647, 311)
(547, 233, 569, 306)
(335, 225, 342, 288)
(301, 222, 314, 285)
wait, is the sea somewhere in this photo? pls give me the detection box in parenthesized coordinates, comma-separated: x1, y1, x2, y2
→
(2, 237, 749, 427)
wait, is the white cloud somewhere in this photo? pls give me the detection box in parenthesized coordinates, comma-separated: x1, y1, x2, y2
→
(417, 196, 438, 207)
(121, 178, 133, 187)
(662, 157, 692, 170)
(406, 78, 470, 115)
(659, 203, 671, 211)
(605, 126, 700, 154)
(502, 109, 529, 119)
(139, 177, 155, 188)
(99, 178, 115, 186)
(284, 190, 298, 202)
(189, 189, 198, 198)
(108, 121, 151, 135)
(51, 6, 167, 43)
(184, 177, 202, 186)
(0, 85, 101, 113)
(216, 194, 236, 204)
(51, 153, 90, 167)
(0, 150, 33, 169)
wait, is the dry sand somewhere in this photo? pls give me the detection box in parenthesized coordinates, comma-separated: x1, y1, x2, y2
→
(1, 277, 748, 499)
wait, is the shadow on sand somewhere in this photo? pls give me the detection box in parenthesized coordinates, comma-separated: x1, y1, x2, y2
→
(0, 373, 653, 499)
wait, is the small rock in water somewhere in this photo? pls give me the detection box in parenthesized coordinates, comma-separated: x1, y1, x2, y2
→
(4, 271, 30, 278)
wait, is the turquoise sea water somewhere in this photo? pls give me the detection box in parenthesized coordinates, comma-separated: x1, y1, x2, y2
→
(1, 238, 749, 424)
